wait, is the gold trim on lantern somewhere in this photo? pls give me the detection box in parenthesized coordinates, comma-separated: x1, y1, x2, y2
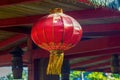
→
(49, 8, 63, 14)
(41, 43, 50, 50)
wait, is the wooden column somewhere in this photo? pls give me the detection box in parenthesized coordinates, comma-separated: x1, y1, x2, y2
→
(28, 60, 34, 80)
(111, 54, 119, 74)
(10, 47, 24, 79)
(61, 59, 70, 80)
(34, 58, 59, 80)
(27, 37, 34, 80)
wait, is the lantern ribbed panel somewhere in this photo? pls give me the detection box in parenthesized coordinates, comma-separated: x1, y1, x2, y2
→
(31, 13, 82, 51)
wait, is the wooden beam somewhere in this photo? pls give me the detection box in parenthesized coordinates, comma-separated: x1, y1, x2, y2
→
(83, 31, 120, 36)
(0, 8, 120, 27)
(72, 67, 111, 73)
(66, 7, 120, 19)
(65, 35, 120, 54)
(0, 0, 39, 6)
(88, 67, 111, 73)
(1, 23, 120, 34)
(86, 62, 110, 71)
(104, 68, 111, 73)
(1, 35, 120, 60)
(0, 47, 49, 58)
(97, 65, 110, 70)
(28, 45, 120, 60)
(32, 49, 49, 59)
(0, 54, 11, 66)
(0, 42, 28, 56)
(2, 35, 120, 59)
(83, 23, 120, 33)
(65, 47, 120, 59)
(0, 14, 44, 27)
(71, 55, 110, 69)
(0, 53, 29, 66)
(91, 66, 111, 73)
(0, 34, 27, 49)
(85, 62, 120, 71)
(0, 26, 31, 34)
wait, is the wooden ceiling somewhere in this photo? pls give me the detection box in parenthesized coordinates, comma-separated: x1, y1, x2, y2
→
(0, 0, 120, 73)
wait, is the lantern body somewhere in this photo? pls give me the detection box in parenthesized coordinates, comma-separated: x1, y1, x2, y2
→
(31, 13, 82, 51)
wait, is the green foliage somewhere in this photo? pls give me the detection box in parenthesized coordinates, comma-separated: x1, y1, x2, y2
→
(1, 68, 120, 80)
(107, 73, 120, 80)
(89, 0, 109, 6)
(22, 68, 28, 80)
(70, 71, 120, 80)
(70, 70, 85, 80)
(86, 72, 107, 80)
(6, 73, 13, 80)
(111, 74, 120, 78)
(70, 71, 80, 78)
(70, 71, 81, 80)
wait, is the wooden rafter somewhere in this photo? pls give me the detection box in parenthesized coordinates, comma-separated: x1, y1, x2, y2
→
(0, 53, 29, 66)
(1, 23, 120, 34)
(0, 34, 27, 50)
(86, 62, 110, 71)
(0, 54, 11, 66)
(83, 23, 120, 32)
(83, 31, 120, 36)
(0, 0, 39, 6)
(1, 35, 119, 59)
(66, 47, 120, 59)
(65, 35, 120, 54)
(71, 55, 111, 69)
(0, 8, 120, 27)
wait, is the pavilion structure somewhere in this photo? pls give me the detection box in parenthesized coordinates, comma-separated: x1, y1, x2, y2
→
(0, 0, 120, 80)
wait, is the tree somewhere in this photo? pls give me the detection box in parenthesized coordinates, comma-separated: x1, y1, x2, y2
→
(86, 72, 107, 80)
(69, 70, 120, 80)
(70, 70, 86, 80)
(106, 73, 120, 80)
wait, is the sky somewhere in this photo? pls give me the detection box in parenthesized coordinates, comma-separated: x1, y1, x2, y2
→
(0, 67, 12, 77)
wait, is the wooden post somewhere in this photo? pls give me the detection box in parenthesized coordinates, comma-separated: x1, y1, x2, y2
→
(10, 47, 24, 79)
(27, 37, 34, 80)
(28, 60, 34, 80)
(111, 54, 119, 74)
(34, 58, 59, 80)
(61, 59, 70, 80)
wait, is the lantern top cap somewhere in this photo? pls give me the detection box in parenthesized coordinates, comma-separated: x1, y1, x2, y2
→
(49, 8, 63, 14)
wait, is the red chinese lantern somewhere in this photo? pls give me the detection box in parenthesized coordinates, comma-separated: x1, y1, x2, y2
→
(31, 8, 82, 75)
